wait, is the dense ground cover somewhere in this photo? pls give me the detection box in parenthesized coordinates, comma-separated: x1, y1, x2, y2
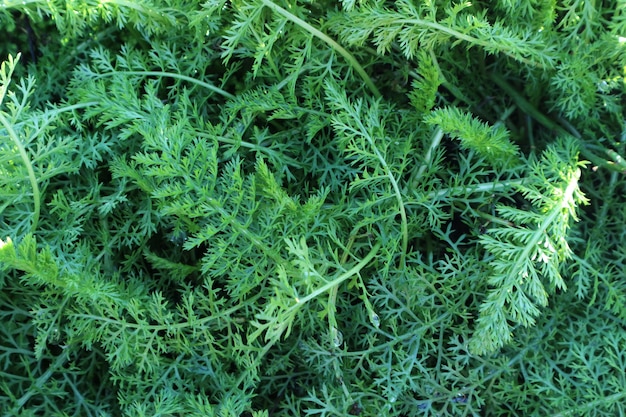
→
(1, 1, 626, 415)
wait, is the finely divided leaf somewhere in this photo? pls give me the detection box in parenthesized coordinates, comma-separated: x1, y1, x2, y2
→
(470, 137, 588, 354)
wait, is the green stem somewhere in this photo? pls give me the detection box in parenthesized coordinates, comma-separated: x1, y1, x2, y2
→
(551, 391, 626, 417)
(411, 179, 524, 201)
(294, 241, 381, 306)
(397, 18, 549, 68)
(91, 71, 235, 100)
(0, 112, 40, 232)
(492, 73, 624, 173)
(193, 130, 303, 168)
(491, 73, 562, 132)
(349, 109, 407, 267)
(260, 0, 381, 98)
(233, 240, 382, 390)
(414, 127, 444, 183)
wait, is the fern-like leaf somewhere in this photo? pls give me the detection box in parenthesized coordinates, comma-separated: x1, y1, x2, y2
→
(424, 106, 520, 168)
(470, 137, 588, 354)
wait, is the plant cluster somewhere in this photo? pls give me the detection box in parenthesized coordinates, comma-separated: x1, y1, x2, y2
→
(1, 0, 626, 416)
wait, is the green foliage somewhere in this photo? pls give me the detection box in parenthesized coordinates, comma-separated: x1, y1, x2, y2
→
(424, 106, 520, 168)
(470, 137, 588, 354)
(1, 0, 626, 416)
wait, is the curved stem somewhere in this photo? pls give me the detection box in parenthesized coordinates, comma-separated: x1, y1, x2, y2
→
(415, 127, 444, 183)
(295, 241, 381, 306)
(260, 0, 381, 98)
(91, 70, 235, 100)
(399, 18, 550, 69)
(0, 112, 40, 232)
(492, 72, 624, 173)
(352, 115, 408, 267)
